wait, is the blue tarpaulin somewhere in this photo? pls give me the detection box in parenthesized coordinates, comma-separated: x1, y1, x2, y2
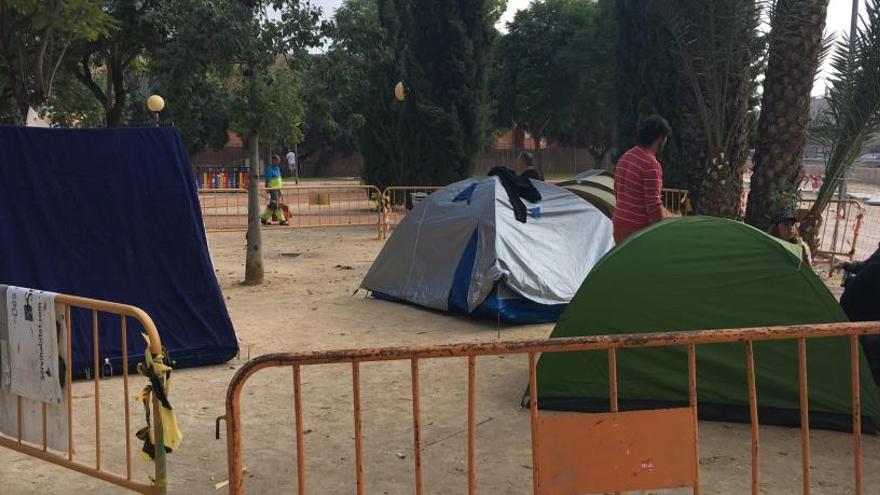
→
(0, 127, 238, 377)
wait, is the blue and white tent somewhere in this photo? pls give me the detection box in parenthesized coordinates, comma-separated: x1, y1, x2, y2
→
(361, 177, 614, 324)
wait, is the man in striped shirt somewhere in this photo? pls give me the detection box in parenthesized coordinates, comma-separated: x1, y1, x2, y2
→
(613, 115, 673, 243)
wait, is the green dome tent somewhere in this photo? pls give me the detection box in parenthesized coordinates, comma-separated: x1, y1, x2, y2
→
(529, 216, 880, 431)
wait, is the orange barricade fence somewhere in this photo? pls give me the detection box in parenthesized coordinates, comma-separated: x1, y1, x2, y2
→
(218, 321, 879, 495)
(799, 199, 866, 264)
(380, 186, 444, 238)
(0, 292, 169, 494)
(199, 185, 383, 235)
(662, 188, 692, 216)
(198, 188, 250, 232)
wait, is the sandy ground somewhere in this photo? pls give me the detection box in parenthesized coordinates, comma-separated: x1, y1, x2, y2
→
(2, 227, 879, 494)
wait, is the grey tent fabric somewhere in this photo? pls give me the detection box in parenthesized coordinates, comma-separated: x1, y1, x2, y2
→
(361, 177, 614, 313)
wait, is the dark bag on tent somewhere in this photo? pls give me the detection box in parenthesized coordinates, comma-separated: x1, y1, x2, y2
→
(488, 166, 541, 223)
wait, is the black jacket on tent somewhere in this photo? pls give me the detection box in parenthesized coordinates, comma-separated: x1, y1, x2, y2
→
(0, 127, 237, 377)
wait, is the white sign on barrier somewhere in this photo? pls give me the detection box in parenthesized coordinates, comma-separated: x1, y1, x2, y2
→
(0, 286, 69, 452)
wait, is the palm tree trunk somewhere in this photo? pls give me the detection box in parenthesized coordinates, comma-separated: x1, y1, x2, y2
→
(244, 132, 264, 285)
(701, 64, 753, 219)
(745, 0, 830, 230)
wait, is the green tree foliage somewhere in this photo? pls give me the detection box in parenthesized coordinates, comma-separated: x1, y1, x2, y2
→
(614, 0, 689, 186)
(70, 0, 163, 127)
(229, 0, 323, 138)
(146, 0, 251, 154)
(361, 0, 503, 189)
(494, 0, 617, 162)
(658, 0, 761, 218)
(231, 66, 304, 148)
(616, 0, 762, 217)
(43, 68, 105, 126)
(296, 0, 379, 167)
(0, 0, 114, 122)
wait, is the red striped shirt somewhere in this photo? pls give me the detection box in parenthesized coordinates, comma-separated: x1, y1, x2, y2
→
(613, 146, 663, 242)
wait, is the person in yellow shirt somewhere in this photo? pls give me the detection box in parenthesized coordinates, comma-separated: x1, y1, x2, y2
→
(261, 155, 288, 226)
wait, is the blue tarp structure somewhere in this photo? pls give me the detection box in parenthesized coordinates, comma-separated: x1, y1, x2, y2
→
(0, 127, 238, 377)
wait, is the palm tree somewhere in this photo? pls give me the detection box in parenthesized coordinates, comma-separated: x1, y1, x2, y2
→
(745, 0, 831, 230)
(801, 0, 880, 250)
(659, 0, 761, 218)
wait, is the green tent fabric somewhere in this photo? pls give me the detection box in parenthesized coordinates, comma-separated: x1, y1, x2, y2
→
(530, 216, 880, 431)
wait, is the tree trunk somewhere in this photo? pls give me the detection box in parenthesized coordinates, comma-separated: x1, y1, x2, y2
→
(800, 209, 823, 253)
(745, 0, 830, 230)
(243, 132, 264, 285)
(700, 61, 753, 219)
(106, 54, 127, 127)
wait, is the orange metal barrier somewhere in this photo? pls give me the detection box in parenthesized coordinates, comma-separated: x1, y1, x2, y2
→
(662, 188, 692, 216)
(199, 183, 695, 237)
(380, 186, 443, 238)
(218, 321, 879, 495)
(0, 292, 168, 494)
(198, 188, 249, 232)
(200, 185, 383, 236)
(800, 199, 866, 264)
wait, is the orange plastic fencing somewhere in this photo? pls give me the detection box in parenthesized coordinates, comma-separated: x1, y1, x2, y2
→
(218, 321, 879, 495)
(0, 292, 168, 494)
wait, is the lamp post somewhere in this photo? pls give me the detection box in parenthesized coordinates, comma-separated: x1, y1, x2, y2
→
(146, 95, 165, 127)
(394, 81, 406, 102)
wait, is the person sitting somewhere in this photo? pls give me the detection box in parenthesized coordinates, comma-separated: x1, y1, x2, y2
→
(261, 154, 288, 226)
(767, 211, 811, 265)
(838, 242, 880, 287)
(515, 152, 544, 181)
(840, 262, 880, 383)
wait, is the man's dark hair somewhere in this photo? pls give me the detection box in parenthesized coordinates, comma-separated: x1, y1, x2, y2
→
(636, 115, 672, 147)
(519, 151, 534, 168)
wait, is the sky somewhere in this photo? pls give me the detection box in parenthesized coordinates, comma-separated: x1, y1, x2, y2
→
(308, 0, 863, 94)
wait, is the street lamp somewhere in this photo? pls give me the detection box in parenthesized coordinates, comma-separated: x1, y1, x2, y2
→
(394, 81, 406, 102)
(146, 95, 165, 126)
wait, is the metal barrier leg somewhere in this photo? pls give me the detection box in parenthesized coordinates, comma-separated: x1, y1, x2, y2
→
(293, 365, 307, 495)
(411, 359, 424, 495)
(528, 352, 540, 495)
(154, 397, 168, 495)
(352, 362, 365, 495)
(798, 338, 811, 495)
(467, 356, 476, 495)
(688, 345, 701, 495)
(745, 341, 760, 495)
(850, 335, 863, 495)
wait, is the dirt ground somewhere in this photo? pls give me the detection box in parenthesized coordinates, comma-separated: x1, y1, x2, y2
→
(2, 227, 879, 494)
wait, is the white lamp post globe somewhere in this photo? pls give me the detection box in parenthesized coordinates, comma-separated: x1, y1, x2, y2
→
(146, 95, 165, 113)
(394, 82, 406, 102)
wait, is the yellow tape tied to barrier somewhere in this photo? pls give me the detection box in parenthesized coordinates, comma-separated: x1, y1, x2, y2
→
(135, 334, 182, 461)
